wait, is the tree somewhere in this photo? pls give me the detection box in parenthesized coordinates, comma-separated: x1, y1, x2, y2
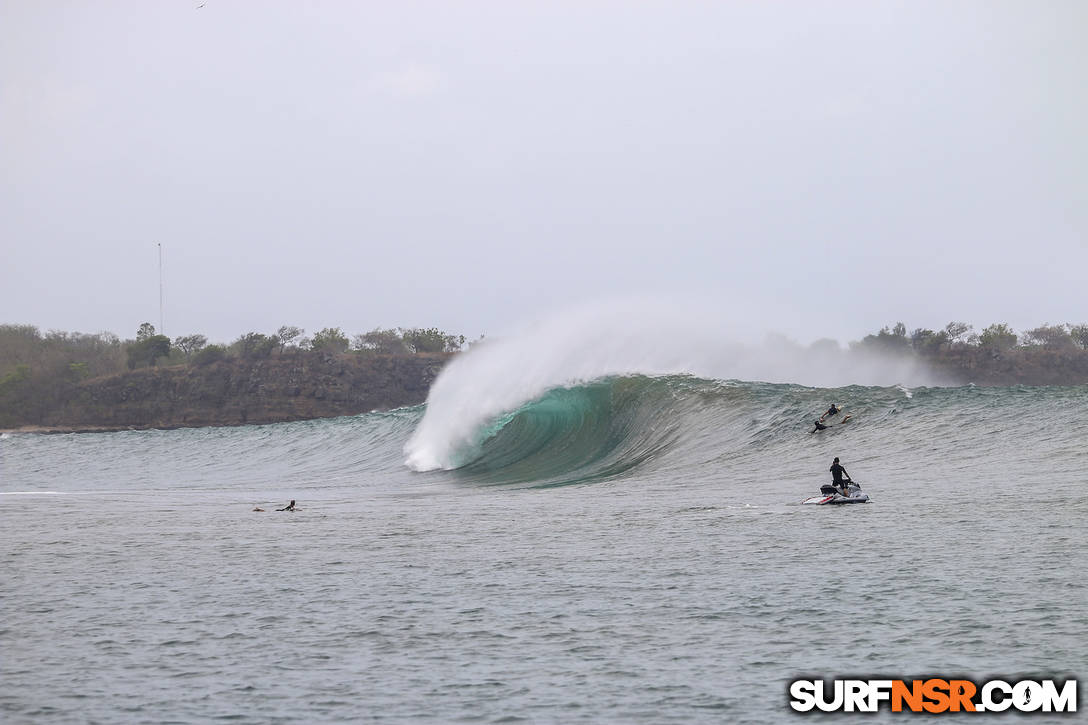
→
(0, 364, 31, 393)
(856, 323, 909, 354)
(978, 323, 1017, 351)
(944, 321, 974, 345)
(0, 364, 32, 427)
(354, 328, 408, 354)
(402, 327, 465, 353)
(0, 324, 42, 376)
(310, 327, 350, 354)
(67, 362, 89, 381)
(1023, 324, 1074, 350)
(1070, 324, 1088, 350)
(136, 322, 156, 342)
(174, 334, 208, 362)
(276, 325, 304, 352)
(910, 328, 948, 356)
(233, 332, 276, 358)
(193, 344, 227, 366)
(126, 335, 171, 369)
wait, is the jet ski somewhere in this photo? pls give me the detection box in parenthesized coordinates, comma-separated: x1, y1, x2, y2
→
(801, 481, 871, 505)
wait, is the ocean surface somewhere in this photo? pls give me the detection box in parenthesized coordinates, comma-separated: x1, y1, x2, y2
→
(3, 340, 1086, 722)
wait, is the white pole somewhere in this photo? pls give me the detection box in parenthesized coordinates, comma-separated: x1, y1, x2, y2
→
(158, 242, 164, 335)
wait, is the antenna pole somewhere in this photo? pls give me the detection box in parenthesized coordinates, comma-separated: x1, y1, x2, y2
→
(158, 242, 164, 335)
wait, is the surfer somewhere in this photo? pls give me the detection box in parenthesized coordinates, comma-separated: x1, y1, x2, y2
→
(277, 500, 296, 511)
(812, 420, 829, 433)
(829, 457, 851, 495)
(820, 404, 841, 422)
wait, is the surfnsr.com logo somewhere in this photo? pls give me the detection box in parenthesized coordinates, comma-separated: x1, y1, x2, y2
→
(789, 678, 1077, 713)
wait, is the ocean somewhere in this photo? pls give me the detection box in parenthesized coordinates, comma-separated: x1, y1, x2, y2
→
(2, 332, 1086, 723)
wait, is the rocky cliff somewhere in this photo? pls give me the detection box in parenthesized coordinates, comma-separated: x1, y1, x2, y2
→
(15, 353, 450, 432)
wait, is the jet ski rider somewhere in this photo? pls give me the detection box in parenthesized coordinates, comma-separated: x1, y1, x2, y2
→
(829, 457, 851, 495)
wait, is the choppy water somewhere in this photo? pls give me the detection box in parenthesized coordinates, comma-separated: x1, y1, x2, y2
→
(2, 373, 1086, 723)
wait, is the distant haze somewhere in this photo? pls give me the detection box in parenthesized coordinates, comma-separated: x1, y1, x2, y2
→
(2, 1, 1085, 345)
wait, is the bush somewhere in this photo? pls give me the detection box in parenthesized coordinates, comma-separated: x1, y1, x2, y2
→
(233, 332, 277, 359)
(979, 323, 1017, 351)
(193, 344, 228, 366)
(174, 334, 208, 362)
(311, 327, 350, 354)
(1023, 324, 1074, 350)
(353, 328, 408, 355)
(126, 335, 171, 369)
(402, 327, 465, 354)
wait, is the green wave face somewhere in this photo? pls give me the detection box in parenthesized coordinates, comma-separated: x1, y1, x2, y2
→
(450, 376, 707, 487)
(443, 372, 819, 488)
(438, 375, 1088, 490)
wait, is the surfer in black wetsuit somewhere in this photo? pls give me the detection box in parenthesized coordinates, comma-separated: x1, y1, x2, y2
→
(820, 404, 841, 422)
(277, 500, 296, 511)
(829, 457, 851, 495)
(812, 420, 829, 433)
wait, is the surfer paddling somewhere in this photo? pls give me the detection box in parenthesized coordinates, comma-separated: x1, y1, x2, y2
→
(276, 500, 296, 511)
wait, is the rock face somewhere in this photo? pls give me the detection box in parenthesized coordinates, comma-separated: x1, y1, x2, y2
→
(42, 353, 450, 431)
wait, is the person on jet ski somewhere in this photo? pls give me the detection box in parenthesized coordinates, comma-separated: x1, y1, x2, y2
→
(829, 457, 851, 494)
(820, 404, 841, 422)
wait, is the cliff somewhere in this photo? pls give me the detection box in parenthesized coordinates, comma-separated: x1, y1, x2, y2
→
(3, 353, 450, 432)
(913, 346, 1088, 386)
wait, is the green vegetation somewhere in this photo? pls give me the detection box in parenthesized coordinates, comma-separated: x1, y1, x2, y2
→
(193, 344, 228, 366)
(309, 327, 351, 354)
(173, 334, 208, 362)
(3, 317, 1087, 430)
(402, 328, 466, 354)
(0, 325, 128, 427)
(232, 332, 278, 359)
(126, 333, 171, 369)
(0, 322, 466, 428)
(851, 320, 1088, 385)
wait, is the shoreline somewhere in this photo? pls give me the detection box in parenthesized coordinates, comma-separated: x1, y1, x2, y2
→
(0, 354, 447, 434)
(0, 418, 332, 435)
(5, 378, 1088, 437)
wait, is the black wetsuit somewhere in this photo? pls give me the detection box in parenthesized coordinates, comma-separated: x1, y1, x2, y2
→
(812, 421, 828, 432)
(830, 462, 848, 484)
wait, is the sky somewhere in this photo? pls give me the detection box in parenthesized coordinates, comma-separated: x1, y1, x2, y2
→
(2, 1, 1085, 346)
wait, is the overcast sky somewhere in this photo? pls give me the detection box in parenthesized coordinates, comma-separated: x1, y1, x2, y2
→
(2, 1, 1085, 346)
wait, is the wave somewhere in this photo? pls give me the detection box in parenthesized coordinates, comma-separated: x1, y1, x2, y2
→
(410, 372, 922, 487)
(444, 376, 686, 486)
(403, 301, 944, 475)
(410, 373, 1088, 489)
